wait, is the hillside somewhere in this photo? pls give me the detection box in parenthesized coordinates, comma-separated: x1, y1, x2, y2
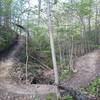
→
(0, 33, 99, 99)
(63, 50, 100, 89)
(0, 0, 100, 99)
(0, 26, 17, 53)
(0, 35, 58, 100)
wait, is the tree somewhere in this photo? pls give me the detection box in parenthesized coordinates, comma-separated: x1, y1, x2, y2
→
(3, 0, 13, 27)
(38, 0, 41, 26)
(47, 0, 59, 85)
(0, 0, 2, 25)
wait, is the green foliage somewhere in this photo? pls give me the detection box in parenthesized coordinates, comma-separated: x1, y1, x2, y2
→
(0, 0, 13, 14)
(0, 8, 4, 16)
(2, 0, 13, 4)
(85, 77, 100, 94)
(60, 67, 75, 80)
(63, 0, 93, 17)
(54, 0, 58, 5)
(29, 26, 53, 67)
(57, 27, 68, 33)
(63, 95, 73, 100)
(75, 0, 93, 16)
(45, 93, 57, 100)
(31, 26, 49, 51)
(0, 26, 17, 52)
(95, 45, 100, 49)
(45, 94, 73, 100)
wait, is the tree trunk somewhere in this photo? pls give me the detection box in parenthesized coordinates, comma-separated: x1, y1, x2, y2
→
(25, 33, 28, 84)
(47, 0, 59, 85)
(38, 0, 41, 26)
(69, 36, 73, 69)
(0, 0, 2, 25)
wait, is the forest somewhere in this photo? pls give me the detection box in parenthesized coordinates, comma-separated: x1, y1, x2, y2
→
(0, 0, 100, 100)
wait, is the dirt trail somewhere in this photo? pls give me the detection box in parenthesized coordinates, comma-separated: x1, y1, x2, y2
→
(0, 37, 24, 79)
(0, 36, 100, 99)
(65, 50, 100, 89)
(0, 37, 57, 99)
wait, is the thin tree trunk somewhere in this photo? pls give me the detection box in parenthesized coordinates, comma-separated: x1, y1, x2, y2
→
(95, 5, 98, 45)
(88, 15, 91, 32)
(25, 33, 28, 84)
(0, 0, 2, 25)
(69, 36, 74, 70)
(25, 1, 30, 84)
(47, 0, 59, 85)
(57, 32, 63, 68)
(38, 0, 41, 26)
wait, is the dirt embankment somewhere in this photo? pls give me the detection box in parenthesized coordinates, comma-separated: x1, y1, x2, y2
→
(0, 36, 58, 100)
(63, 50, 100, 89)
(0, 33, 100, 99)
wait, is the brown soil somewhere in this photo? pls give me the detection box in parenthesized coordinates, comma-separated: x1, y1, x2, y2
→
(64, 50, 100, 89)
(0, 36, 100, 100)
(0, 37, 57, 100)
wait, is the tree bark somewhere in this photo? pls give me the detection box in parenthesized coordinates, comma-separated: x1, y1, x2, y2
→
(38, 0, 41, 26)
(47, 0, 59, 85)
(0, 0, 2, 25)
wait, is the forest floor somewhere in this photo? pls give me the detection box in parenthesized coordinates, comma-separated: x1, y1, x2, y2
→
(63, 50, 100, 89)
(0, 36, 57, 100)
(0, 36, 100, 99)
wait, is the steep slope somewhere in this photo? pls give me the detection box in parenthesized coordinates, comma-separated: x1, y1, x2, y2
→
(64, 50, 100, 89)
(0, 36, 58, 100)
(0, 32, 100, 99)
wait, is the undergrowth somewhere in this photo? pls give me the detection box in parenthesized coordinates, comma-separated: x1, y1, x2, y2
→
(80, 77, 100, 97)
